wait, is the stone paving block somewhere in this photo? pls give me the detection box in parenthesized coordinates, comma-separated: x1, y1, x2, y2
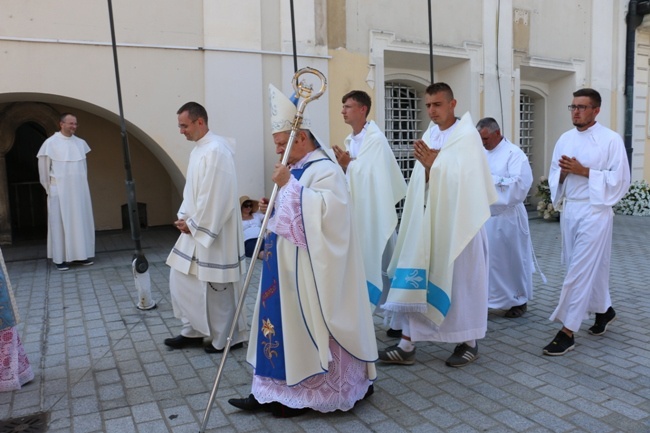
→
(70, 378, 96, 398)
(419, 406, 461, 429)
(330, 419, 374, 433)
(446, 425, 481, 433)
(163, 404, 199, 427)
(567, 396, 611, 418)
(48, 408, 72, 431)
(601, 376, 647, 398)
(142, 360, 170, 377)
(102, 406, 132, 421)
(122, 372, 150, 389)
(68, 355, 92, 370)
(599, 412, 649, 433)
(149, 374, 178, 392)
(72, 412, 103, 433)
(602, 398, 648, 420)
(567, 413, 615, 433)
(529, 410, 577, 432)
(564, 383, 609, 404)
(455, 407, 501, 430)
(536, 384, 578, 402)
(533, 396, 576, 417)
(493, 409, 538, 431)
(497, 396, 540, 416)
(71, 396, 100, 416)
(105, 416, 136, 433)
(125, 386, 155, 406)
(459, 392, 503, 414)
(98, 383, 126, 401)
(136, 419, 171, 433)
(407, 424, 445, 433)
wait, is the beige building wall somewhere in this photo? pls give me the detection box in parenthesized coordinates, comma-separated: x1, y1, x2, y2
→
(0, 0, 331, 242)
(0, 0, 647, 243)
(328, 49, 376, 150)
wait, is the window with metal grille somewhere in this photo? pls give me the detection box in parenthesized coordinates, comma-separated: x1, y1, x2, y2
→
(385, 82, 421, 217)
(519, 93, 534, 204)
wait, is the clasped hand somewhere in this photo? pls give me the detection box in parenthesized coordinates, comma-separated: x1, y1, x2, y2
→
(332, 145, 351, 171)
(413, 139, 439, 170)
(558, 155, 588, 180)
(174, 219, 190, 234)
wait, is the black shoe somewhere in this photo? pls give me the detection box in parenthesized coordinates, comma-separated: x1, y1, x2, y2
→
(588, 307, 616, 336)
(364, 384, 374, 399)
(271, 403, 310, 418)
(204, 342, 244, 354)
(55, 262, 69, 271)
(75, 259, 94, 266)
(163, 335, 204, 349)
(543, 330, 575, 356)
(504, 303, 527, 318)
(228, 394, 274, 412)
(445, 342, 479, 367)
(386, 328, 402, 338)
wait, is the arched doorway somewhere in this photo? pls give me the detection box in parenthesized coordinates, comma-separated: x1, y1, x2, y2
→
(6, 122, 48, 240)
(0, 102, 59, 244)
(0, 98, 179, 245)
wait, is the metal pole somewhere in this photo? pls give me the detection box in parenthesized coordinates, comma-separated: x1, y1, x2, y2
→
(428, 0, 434, 83)
(107, 0, 153, 305)
(290, 0, 299, 73)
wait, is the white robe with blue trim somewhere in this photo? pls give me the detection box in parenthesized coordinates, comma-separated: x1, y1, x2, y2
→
(384, 113, 496, 342)
(344, 120, 406, 308)
(246, 148, 378, 387)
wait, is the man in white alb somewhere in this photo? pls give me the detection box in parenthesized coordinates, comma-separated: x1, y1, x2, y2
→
(37, 113, 95, 271)
(476, 117, 534, 318)
(164, 102, 248, 354)
(379, 83, 497, 367)
(543, 88, 630, 356)
(333, 90, 407, 337)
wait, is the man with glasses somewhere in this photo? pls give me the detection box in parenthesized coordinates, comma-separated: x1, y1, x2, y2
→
(543, 88, 630, 356)
(164, 102, 248, 354)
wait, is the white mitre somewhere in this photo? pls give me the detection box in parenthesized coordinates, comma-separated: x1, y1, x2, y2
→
(269, 84, 312, 133)
(268, 83, 334, 160)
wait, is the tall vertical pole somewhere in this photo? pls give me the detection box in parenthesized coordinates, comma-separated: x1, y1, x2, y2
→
(428, 0, 434, 83)
(107, 0, 155, 309)
(290, 0, 299, 73)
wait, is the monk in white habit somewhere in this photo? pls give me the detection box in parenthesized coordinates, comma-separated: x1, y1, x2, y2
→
(333, 90, 407, 337)
(228, 84, 377, 418)
(476, 117, 534, 318)
(164, 102, 248, 354)
(379, 83, 497, 368)
(37, 113, 95, 271)
(543, 88, 630, 356)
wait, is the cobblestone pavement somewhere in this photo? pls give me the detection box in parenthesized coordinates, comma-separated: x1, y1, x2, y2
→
(1, 215, 649, 433)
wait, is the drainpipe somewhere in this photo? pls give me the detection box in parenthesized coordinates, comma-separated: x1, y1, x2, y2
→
(625, 0, 650, 171)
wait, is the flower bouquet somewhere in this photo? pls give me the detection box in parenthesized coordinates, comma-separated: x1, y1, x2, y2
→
(536, 176, 560, 220)
(614, 180, 650, 216)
